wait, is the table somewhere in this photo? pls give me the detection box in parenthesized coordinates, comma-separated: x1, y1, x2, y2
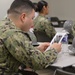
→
(36, 27, 75, 74)
(51, 44, 75, 68)
(36, 44, 75, 75)
(55, 27, 63, 32)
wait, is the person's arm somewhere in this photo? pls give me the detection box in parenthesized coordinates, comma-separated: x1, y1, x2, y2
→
(44, 20, 56, 39)
(4, 32, 58, 70)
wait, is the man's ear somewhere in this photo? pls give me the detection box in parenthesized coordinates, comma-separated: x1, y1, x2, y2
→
(20, 13, 26, 23)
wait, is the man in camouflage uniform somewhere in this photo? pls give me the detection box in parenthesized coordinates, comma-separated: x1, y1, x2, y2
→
(0, 0, 61, 75)
(34, 1, 56, 42)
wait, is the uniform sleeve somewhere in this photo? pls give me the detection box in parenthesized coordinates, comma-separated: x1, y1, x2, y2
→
(4, 32, 58, 70)
(44, 20, 56, 39)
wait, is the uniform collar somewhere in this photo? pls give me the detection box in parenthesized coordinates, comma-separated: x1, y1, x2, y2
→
(39, 14, 45, 17)
(6, 17, 27, 33)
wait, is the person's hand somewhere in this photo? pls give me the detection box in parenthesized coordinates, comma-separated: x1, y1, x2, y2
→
(19, 66, 33, 71)
(37, 42, 50, 52)
(50, 43, 61, 52)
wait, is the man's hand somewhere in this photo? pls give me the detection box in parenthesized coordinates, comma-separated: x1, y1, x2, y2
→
(50, 43, 61, 52)
(37, 42, 50, 52)
(37, 42, 61, 53)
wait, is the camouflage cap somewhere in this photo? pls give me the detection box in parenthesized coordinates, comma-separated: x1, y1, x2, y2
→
(68, 37, 75, 53)
(63, 20, 73, 33)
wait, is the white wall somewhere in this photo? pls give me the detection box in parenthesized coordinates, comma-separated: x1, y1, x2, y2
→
(0, 0, 39, 20)
(31, 0, 75, 20)
(49, 0, 75, 20)
(0, 0, 75, 20)
(0, 0, 13, 20)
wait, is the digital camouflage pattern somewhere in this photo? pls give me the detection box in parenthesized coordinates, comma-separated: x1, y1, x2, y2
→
(68, 23, 75, 44)
(34, 14, 56, 41)
(0, 18, 58, 75)
(72, 24, 75, 37)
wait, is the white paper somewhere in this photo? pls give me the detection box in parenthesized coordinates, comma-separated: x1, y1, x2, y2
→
(45, 32, 68, 52)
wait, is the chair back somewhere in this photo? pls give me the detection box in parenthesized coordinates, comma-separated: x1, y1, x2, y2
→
(51, 17, 66, 27)
(34, 31, 51, 42)
(51, 17, 60, 27)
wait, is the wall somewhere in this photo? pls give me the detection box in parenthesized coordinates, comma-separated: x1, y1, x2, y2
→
(0, 0, 13, 20)
(0, 0, 75, 20)
(49, 0, 75, 20)
(32, 0, 75, 20)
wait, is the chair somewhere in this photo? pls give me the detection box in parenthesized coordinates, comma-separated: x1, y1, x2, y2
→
(53, 69, 75, 75)
(34, 31, 52, 42)
(51, 17, 66, 27)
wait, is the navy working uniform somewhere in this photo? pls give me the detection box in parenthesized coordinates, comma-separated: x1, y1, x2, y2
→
(34, 14, 56, 41)
(0, 18, 58, 75)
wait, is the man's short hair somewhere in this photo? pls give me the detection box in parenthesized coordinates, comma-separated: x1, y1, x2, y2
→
(7, 0, 35, 15)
